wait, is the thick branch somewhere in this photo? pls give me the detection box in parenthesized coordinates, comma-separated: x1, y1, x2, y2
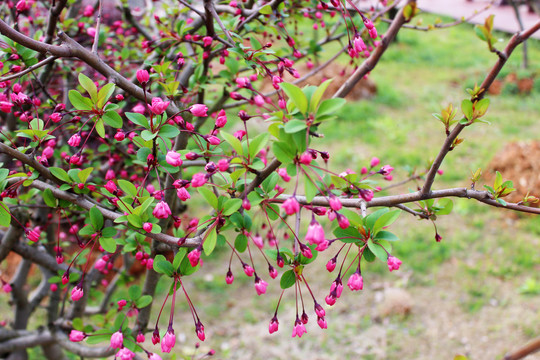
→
(283, 187, 540, 215)
(332, 0, 414, 98)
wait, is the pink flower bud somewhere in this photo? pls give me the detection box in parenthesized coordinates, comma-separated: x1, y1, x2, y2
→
(143, 222, 153, 232)
(136, 69, 149, 84)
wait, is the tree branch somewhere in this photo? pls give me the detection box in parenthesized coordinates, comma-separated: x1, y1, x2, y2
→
(420, 20, 540, 196)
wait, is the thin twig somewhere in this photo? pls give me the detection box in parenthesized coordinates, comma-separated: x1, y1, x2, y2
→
(0, 55, 58, 82)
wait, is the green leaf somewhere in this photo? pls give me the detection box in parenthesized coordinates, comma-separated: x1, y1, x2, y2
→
(280, 269, 296, 289)
(234, 234, 248, 253)
(310, 79, 332, 112)
(49, 167, 71, 183)
(141, 130, 157, 141)
(221, 131, 243, 155)
(304, 175, 318, 203)
(284, 120, 307, 134)
(179, 255, 199, 276)
(461, 99, 473, 121)
(364, 208, 388, 229)
(474, 98, 489, 117)
(367, 239, 387, 261)
(249, 132, 270, 159)
(118, 180, 138, 197)
(198, 187, 218, 209)
(373, 210, 400, 234)
(128, 285, 142, 300)
(0, 202, 11, 227)
(494, 171, 503, 190)
(259, 4, 272, 14)
(316, 98, 346, 118)
(95, 118, 106, 138)
(281, 83, 308, 113)
(85, 334, 110, 345)
(102, 227, 116, 237)
(222, 198, 242, 216)
(373, 230, 399, 242)
(90, 206, 104, 230)
(126, 112, 149, 129)
(153, 255, 174, 276)
(78, 73, 98, 102)
(79, 225, 95, 236)
(99, 237, 116, 253)
(173, 248, 187, 270)
(127, 213, 142, 228)
(136, 295, 152, 308)
(272, 141, 295, 163)
(42, 188, 57, 208)
(96, 83, 115, 108)
(203, 228, 217, 256)
(77, 167, 93, 184)
(158, 124, 180, 139)
(68, 90, 93, 111)
(435, 199, 453, 215)
(103, 110, 123, 128)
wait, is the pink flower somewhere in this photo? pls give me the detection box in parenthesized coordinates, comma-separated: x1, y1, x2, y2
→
(347, 272, 363, 291)
(176, 187, 191, 201)
(0, 102, 14, 113)
(243, 264, 254, 277)
(153, 201, 171, 219)
(69, 330, 86, 342)
(104, 180, 117, 194)
(325, 294, 336, 306)
(149, 353, 162, 360)
(225, 270, 234, 284)
(300, 244, 312, 258)
(151, 328, 160, 345)
(190, 104, 208, 117)
(190, 172, 207, 187)
(254, 277, 268, 295)
(132, 103, 145, 114)
(277, 168, 290, 182)
(314, 303, 325, 317)
(252, 234, 263, 248)
(117, 299, 127, 310)
(2, 283, 12, 293)
(68, 134, 81, 147)
(292, 318, 307, 338)
(26, 228, 40, 242)
(105, 169, 115, 180)
(49, 112, 62, 123)
(187, 248, 201, 267)
(82, 5, 94, 16)
(50, 283, 58, 292)
(136, 69, 149, 84)
(206, 135, 221, 145)
(217, 159, 229, 172)
(329, 196, 342, 211)
(116, 347, 135, 360)
(94, 258, 107, 272)
(114, 130, 125, 141)
(110, 331, 123, 349)
(143, 222, 153, 232)
(161, 329, 176, 353)
(387, 256, 402, 272)
(330, 280, 343, 298)
(337, 214, 350, 229)
(253, 94, 265, 106)
(305, 220, 325, 245)
(215, 109, 227, 127)
(299, 151, 312, 165)
(166, 151, 183, 167)
(71, 285, 84, 301)
(380, 165, 394, 176)
(282, 197, 300, 215)
(234, 129, 246, 140)
(235, 77, 250, 88)
(148, 98, 170, 115)
(370, 157, 380, 167)
(269, 316, 279, 334)
(326, 258, 336, 272)
(202, 36, 213, 47)
(317, 316, 327, 329)
(269, 266, 278, 279)
(196, 321, 205, 341)
(315, 239, 329, 251)
(354, 36, 367, 52)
